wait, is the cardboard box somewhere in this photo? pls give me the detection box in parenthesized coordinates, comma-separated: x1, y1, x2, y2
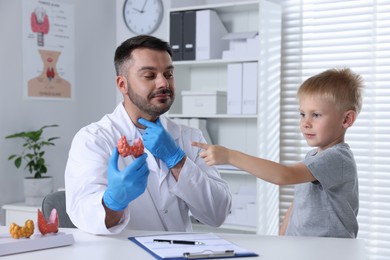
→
(182, 90, 227, 115)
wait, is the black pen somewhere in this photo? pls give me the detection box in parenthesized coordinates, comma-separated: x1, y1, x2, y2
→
(153, 239, 204, 245)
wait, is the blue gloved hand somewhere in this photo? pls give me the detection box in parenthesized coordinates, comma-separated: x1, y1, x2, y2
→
(103, 147, 149, 211)
(138, 117, 185, 169)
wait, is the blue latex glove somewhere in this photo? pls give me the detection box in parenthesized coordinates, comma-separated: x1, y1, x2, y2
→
(138, 117, 185, 169)
(103, 147, 149, 211)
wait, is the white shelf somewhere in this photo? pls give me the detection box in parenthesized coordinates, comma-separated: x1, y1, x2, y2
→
(2, 202, 40, 226)
(170, 0, 259, 13)
(168, 114, 257, 119)
(173, 57, 258, 67)
(2, 202, 39, 211)
(191, 217, 256, 234)
(192, 222, 256, 234)
(220, 223, 257, 233)
(218, 169, 253, 176)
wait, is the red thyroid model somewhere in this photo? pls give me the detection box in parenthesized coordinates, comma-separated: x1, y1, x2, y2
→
(117, 136, 144, 158)
(37, 208, 59, 235)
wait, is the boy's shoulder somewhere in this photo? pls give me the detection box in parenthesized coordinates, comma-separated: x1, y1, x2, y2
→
(306, 143, 354, 164)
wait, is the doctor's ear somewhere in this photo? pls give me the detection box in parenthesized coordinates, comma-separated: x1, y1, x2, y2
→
(116, 75, 128, 94)
(342, 110, 356, 128)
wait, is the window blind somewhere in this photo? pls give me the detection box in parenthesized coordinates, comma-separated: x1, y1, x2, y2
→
(280, 1, 390, 259)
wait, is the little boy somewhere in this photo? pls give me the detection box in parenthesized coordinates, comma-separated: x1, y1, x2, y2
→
(192, 68, 363, 238)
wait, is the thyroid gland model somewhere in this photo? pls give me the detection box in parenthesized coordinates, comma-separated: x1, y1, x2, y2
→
(28, 49, 71, 98)
(31, 7, 50, 47)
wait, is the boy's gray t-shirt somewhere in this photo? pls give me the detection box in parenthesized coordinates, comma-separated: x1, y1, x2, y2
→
(285, 143, 359, 238)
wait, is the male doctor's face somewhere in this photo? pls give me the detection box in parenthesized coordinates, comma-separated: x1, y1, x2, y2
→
(126, 48, 175, 118)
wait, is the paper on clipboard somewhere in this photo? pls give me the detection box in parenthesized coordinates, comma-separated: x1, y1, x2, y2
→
(129, 233, 258, 259)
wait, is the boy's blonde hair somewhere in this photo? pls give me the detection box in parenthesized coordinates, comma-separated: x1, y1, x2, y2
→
(297, 68, 364, 114)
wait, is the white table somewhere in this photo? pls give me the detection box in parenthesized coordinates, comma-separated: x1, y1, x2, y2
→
(0, 227, 366, 260)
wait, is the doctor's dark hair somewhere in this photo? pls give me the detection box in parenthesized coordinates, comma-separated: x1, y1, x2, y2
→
(114, 35, 173, 76)
(297, 67, 364, 114)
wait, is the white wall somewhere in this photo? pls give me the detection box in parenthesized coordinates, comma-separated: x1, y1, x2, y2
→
(115, 0, 170, 103)
(0, 0, 117, 224)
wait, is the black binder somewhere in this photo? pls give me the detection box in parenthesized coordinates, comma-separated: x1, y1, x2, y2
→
(182, 10, 196, 60)
(169, 12, 183, 61)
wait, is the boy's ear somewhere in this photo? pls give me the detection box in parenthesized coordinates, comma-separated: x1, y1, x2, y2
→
(342, 110, 356, 128)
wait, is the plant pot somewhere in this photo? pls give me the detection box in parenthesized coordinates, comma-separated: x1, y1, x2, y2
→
(23, 176, 53, 206)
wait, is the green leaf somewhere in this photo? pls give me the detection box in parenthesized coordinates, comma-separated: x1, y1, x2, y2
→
(41, 124, 59, 129)
(37, 158, 45, 165)
(5, 132, 27, 139)
(48, 137, 60, 142)
(8, 154, 17, 160)
(15, 157, 22, 168)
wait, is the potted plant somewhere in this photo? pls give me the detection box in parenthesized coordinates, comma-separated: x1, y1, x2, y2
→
(5, 124, 60, 206)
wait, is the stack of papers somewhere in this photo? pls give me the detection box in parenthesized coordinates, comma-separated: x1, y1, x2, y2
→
(129, 233, 258, 259)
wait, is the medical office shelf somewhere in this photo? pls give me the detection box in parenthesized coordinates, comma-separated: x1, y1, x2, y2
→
(168, 0, 281, 234)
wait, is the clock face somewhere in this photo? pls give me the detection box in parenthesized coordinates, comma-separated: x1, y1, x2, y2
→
(123, 0, 164, 35)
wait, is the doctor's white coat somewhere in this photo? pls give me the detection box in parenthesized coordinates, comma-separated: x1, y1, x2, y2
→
(65, 103, 232, 235)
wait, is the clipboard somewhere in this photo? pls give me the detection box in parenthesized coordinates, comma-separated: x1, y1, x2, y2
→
(128, 233, 258, 259)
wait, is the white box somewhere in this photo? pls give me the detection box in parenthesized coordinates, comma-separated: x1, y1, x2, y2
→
(182, 91, 227, 115)
(222, 31, 258, 60)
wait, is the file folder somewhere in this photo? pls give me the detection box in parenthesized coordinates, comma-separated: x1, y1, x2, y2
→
(129, 233, 258, 259)
(227, 63, 243, 114)
(183, 10, 196, 60)
(170, 12, 183, 61)
(242, 62, 258, 114)
(195, 9, 228, 60)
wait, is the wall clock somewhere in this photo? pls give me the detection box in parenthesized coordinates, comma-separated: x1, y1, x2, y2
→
(123, 0, 164, 35)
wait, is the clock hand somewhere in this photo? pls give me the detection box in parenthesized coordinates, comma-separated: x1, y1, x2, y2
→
(140, 0, 148, 13)
(132, 7, 142, 13)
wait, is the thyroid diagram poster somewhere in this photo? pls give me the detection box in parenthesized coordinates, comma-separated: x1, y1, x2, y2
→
(23, 0, 74, 100)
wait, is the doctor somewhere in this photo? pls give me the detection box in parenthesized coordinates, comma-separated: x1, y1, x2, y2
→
(64, 35, 232, 235)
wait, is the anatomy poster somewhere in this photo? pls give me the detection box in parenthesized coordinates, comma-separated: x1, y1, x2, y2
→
(23, 0, 74, 100)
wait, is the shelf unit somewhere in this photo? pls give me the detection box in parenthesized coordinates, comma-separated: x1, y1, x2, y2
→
(168, 0, 282, 235)
(2, 202, 40, 226)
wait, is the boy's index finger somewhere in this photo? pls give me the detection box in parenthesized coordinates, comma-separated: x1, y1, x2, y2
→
(192, 141, 209, 150)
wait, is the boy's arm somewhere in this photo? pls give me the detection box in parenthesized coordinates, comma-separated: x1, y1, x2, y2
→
(229, 150, 315, 185)
(192, 142, 316, 185)
(279, 203, 293, 235)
